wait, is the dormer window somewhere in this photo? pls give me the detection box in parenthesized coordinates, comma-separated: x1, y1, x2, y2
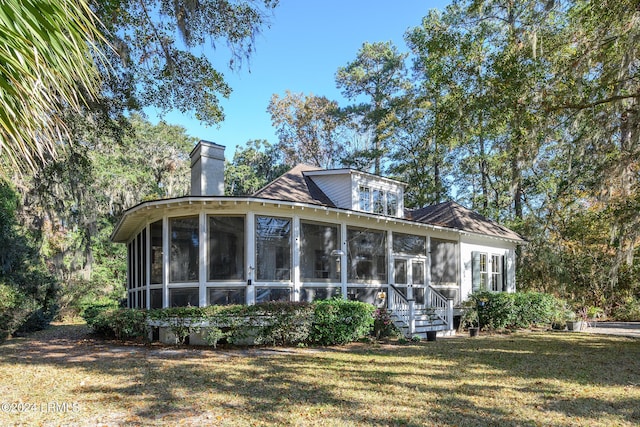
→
(359, 186, 371, 211)
(373, 189, 384, 214)
(359, 185, 398, 216)
(387, 192, 398, 216)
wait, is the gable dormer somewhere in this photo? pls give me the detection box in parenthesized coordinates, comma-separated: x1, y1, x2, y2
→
(304, 168, 405, 218)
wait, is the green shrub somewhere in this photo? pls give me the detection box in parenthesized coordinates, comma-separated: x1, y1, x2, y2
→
(86, 307, 148, 341)
(249, 302, 314, 346)
(204, 326, 226, 348)
(82, 299, 120, 331)
(83, 299, 378, 347)
(611, 297, 640, 321)
(16, 304, 58, 333)
(511, 292, 562, 328)
(0, 282, 22, 342)
(465, 291, 565, 331)
(107, 308, 148, 340)
(309, 298, 375, 345)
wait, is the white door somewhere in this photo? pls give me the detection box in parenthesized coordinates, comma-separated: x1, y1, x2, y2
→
(394, 258, 426, 307)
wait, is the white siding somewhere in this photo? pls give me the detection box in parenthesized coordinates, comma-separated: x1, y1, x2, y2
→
(459, 235, 517, 302)
(309, 174, 353, 209)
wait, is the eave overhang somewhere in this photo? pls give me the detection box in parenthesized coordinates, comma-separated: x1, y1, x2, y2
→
(111, 196, 525, 245)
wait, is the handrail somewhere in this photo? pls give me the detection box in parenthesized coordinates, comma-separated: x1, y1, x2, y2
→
(389, 284, 454, 335)
(388, 284, 412, 334)
(428, 285, 454, 330)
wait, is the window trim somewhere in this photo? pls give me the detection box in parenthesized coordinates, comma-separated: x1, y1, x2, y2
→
(207, 215, 245, 282)
(472, 251, 506, 292)
(255, 215, 292, 282)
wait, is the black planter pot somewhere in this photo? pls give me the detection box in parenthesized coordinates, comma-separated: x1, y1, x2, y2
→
(469, 327, 479, 337)
(426, 330, 437, 341)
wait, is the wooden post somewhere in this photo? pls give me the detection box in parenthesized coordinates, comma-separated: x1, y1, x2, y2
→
(447, 298, 454, 330)
(408, 298, 416, 338)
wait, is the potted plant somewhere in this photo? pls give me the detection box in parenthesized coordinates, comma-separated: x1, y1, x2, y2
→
(461, 302, 479, 337)
(551, 303, 571, 331)
(566, 307, 587, 331)
(425, 308, 438, 341)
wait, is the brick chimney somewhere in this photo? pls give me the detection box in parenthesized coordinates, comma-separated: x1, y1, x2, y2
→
(189, 140, 225, 196)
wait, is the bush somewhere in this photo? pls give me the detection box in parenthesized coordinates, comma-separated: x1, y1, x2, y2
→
(309, 298, 375, 345)
(372, 307, 398, 339)
(83, 299, 378, 347)
(85, 304, 148, 341)
(611, 297, 640, 321)
(511, 292, 562, 328)
(465, 291, 565, 331)
(249, 302, 315, 346)
(106, 308, 148, 340)
(0, 282, 22, 342)
(82, 299, 120, 331)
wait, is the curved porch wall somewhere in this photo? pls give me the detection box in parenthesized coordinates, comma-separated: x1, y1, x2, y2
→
(124, 201, 488, 308)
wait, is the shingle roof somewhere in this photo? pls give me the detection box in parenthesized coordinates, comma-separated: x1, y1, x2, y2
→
(407, 201, 525, 242)
(252, 164, 336, 207)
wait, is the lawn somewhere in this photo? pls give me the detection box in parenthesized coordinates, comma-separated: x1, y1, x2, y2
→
(0, 323, 639, 426)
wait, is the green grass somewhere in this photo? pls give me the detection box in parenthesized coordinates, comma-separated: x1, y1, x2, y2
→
(1, 323, 639, 426)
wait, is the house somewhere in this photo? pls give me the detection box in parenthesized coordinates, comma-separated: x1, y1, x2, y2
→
(111, 140, 525, 337)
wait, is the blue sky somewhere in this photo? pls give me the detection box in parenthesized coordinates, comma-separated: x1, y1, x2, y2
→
(149, 0, 451, 160)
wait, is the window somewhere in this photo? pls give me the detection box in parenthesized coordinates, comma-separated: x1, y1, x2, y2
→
(347, 227, 387, 282)
(256, 216, 291, 281)
(358, 185, 398, 216)
(150, 220, 163, 284)
(138, 233, 144, 288)
(127, 242, 133, 290)
(491, 254, 503, 291)
(139, 229, 146, 288)
(393, 233, 426, 255)
(300, 221, 340, 281)
(387, 192, 398, 216)
(430, 239, 458, 286)
(300, 287, 341, 302)
(412, 261, 425, 285)
(208, 216, 244, 280)
(394, 259, 407, 284)
(255, 287, 291, 303)
(481, 254, 488, 290)
(359, 186, 371, 211)
(347, 287, 387, 305)
(169, 287, 199, 307)
(150, 288, 163, 309)
(208, 288, 245, 305)
(169, 216, 199, 282)
(472, 252, 505, 292)
(372, 189, 384, 214)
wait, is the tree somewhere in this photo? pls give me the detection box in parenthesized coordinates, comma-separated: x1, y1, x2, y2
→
(25, 116, 196, 315)
(93, 0, 279, 126)
(539, 0, 640, 293)
(0, 0, 105, 172)
(0, 179, 57, 341)
(268, 91, 347, 168)
(225, 140, 288, 195)
(336, 41, 410, 174)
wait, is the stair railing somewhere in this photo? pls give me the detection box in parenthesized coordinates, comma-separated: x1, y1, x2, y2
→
(388, 284, 415, 337)
(427, 286, 454, 330)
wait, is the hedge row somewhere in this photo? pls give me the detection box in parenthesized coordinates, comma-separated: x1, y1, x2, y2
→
(462, 291, 567, 331)
(83, 299, 376, 346)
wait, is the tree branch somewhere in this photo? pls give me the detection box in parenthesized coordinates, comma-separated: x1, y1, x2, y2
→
(553, 93, 640, 110)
